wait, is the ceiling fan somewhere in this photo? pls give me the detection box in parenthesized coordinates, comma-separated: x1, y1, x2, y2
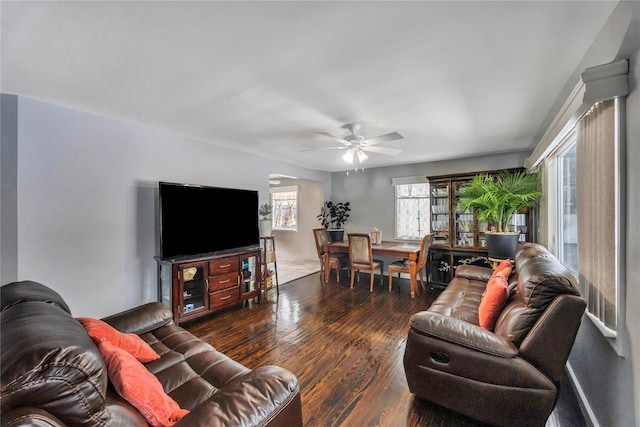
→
(307, 123, 404, 169)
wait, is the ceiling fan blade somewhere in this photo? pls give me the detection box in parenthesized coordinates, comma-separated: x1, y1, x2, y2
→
(301, 146, 348, 152)
(317, 131, 349, 145)
(362, 132, 404, 146)
(361, 145, 402, 156)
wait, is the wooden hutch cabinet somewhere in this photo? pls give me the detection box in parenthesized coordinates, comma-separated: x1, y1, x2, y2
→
(428, 168, 530, 288)
(156, 247, 261, 325)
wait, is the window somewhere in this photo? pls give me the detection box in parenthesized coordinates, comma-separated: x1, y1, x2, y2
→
(526, 59, 629, 355)
(394, 182, 430, 240)
(557, 136, 578, 273)
(270, 186, 298, 231)
(542, 97, 624, 353)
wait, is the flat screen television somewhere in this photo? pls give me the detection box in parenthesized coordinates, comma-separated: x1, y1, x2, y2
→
(159, 181, 259, 260)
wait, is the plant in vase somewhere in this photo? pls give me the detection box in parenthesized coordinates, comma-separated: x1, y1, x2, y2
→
(457, 170, 541, 259)
(259, 203, 273, 237)
(317, 201, 351, 242)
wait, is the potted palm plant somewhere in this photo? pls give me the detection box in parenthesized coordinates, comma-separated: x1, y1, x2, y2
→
(259, 203, 273, 237)
(317, 201, 351, 242)
(457, 170, 541, 259)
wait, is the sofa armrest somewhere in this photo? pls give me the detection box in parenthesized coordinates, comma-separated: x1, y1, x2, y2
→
(453, 264, 493, 282)
(1, 407, 66, 427)
(175, 366, 302, 427)
(102, 302, 173, 335)
(410, 311, 518, 358)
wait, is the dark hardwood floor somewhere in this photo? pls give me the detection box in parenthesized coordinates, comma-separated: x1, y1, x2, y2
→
(185, 272, 586, 427)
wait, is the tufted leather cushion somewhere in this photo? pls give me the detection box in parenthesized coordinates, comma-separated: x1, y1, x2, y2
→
(515, 244, 580, 307)
(140, 324, 250, 410)
(0, 280, 70, 314)
(499, 243, 582, 346)
(0, 299, 111, 426)
(427, 276, 484, 325)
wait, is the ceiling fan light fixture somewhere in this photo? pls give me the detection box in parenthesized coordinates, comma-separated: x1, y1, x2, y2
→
(343, 149, 355, 164)
(357, 149, 368, 163)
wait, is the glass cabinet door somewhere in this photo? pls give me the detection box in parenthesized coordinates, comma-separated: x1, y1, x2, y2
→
(240, 253, 259, 298)
(430, 183, 450, 245)
(455, 209, 475, 248)
(179, 262, 207, 316)
(511, 212, 529, 242)
(454, 182, 476, 248)
(478, 220, 488, 248)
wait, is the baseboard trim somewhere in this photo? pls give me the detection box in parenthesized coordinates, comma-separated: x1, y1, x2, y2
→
(566, 362, 599, 427)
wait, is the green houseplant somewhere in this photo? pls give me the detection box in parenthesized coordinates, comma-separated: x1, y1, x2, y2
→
(457, 170, 542, 259)
(317, 201, 351, 241)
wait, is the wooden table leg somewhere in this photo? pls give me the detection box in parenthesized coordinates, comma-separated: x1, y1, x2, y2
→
(323, 245, 330, 283)
(409, 256, 418, 298)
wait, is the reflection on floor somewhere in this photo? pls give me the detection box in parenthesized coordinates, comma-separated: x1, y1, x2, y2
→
(275, 258, 319, 285)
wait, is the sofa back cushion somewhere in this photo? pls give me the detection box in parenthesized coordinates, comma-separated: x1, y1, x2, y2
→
(0, 280, 71, 313)
(493, 243, 582, 347)
(1, 282, 111, 426)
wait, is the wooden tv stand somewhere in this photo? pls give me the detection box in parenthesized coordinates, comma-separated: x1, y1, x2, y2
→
(155, 247, 261, 325)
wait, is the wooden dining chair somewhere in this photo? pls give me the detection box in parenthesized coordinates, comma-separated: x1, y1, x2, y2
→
(313, 228, 347, 281)
(348, 233, 384, 292)
(388, 234, 432, 292)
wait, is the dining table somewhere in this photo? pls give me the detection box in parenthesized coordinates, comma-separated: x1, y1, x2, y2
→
(323, 240, 423, 298)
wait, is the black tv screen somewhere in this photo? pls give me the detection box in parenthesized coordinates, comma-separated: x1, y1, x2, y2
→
(159, 182, 259, 260)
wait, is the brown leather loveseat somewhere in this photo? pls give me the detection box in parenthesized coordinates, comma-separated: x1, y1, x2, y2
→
(403, 242, 586, 427)
(1, 281, 302, 427)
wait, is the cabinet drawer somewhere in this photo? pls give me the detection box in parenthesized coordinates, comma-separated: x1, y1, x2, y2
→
(209, 256, 239, 275)
(208, 272, 238, 291)
(209, 287, 239, 309)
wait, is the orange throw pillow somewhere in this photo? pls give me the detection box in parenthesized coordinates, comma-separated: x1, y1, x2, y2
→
(478, 271, 509, 331)
(98, 341, 189, 427)
(491, 258, 512, 280)
(77, 317, 159, 363)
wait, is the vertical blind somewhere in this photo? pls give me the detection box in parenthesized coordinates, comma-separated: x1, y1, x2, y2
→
(576, 59, 628, 338)
(576, 99, 618, 334)
(526, 59, 628, 345)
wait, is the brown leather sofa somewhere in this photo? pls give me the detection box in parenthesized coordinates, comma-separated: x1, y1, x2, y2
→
(403, 242, 586, 427)
(1, 281, 303, 427)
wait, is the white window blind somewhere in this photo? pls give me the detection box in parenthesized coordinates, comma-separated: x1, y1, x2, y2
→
(576, 98, 620, 336)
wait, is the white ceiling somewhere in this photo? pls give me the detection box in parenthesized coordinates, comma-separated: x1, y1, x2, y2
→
(1, 1, 619, 172)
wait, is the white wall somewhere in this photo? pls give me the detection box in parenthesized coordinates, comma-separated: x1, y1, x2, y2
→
(1, 95, 18, 285)
(6, 96, 330, 317)
(331, 152, 530, 240)
(272, 178, 324, 262)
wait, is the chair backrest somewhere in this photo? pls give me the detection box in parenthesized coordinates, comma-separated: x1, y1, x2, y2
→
(348, 233, 373, 266)
(313, 228, 328, 258)
(417, 234, 432, 268)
